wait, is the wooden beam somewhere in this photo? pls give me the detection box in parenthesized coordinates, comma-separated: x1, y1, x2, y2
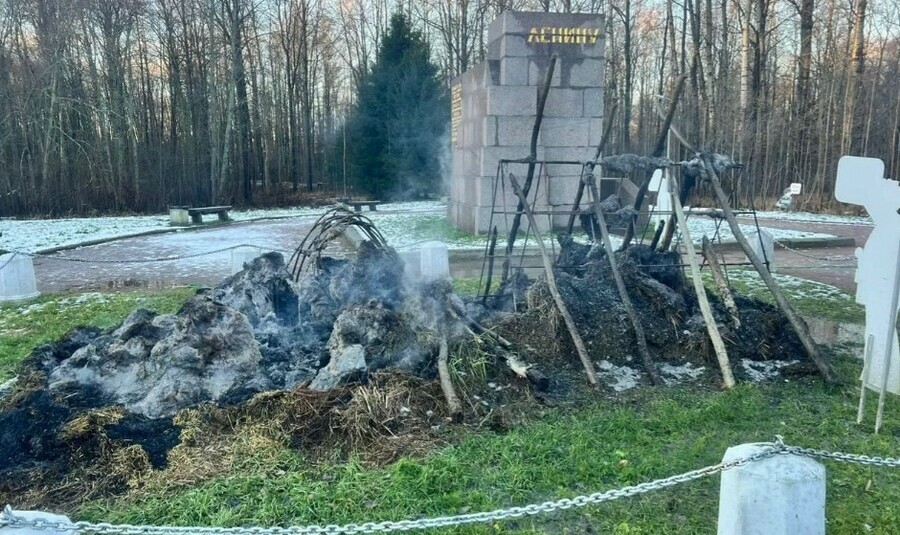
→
(508, 173, 599, 386)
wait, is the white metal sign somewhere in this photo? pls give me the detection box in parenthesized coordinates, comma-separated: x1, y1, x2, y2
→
(790, 183, 802, 195)
(835, 156, 900, 432)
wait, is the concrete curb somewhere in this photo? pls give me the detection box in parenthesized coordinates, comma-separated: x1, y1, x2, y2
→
(715, 236, 856, 252)
(30, 214, 322, 256)
(35, 227, 182, 255)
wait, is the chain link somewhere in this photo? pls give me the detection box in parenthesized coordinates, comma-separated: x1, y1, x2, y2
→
(1, 442, 897, 534)
(1, 444, 785, 535)
(782, 446, 900, 468)
(0, 245, 294, 266)
(772, 238, 856, 263)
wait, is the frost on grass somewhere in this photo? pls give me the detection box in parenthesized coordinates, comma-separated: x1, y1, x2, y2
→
(728, 270, 855, 305)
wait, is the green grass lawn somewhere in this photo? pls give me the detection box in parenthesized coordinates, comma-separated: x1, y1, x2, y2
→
(3, 283, 896, 534)
(78, 361, 900, 534)
(723, 269, 865, 324)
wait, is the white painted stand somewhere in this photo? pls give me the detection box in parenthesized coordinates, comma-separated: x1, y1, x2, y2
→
(0, 510, 74, 535)
(648, 168, 672, 219)
(0, 253, 40, 302)
(835, 156, 900, 432)
(419, 241, 450, 282)
(747, 229, 775, 273)
(230, 247, 260, 275)
(718, 443, 825, 535)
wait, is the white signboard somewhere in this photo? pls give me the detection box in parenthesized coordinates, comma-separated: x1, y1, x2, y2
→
(835, 156, 900, 431)
(648, 169, 671, 219)
(790, 183, 802, 195)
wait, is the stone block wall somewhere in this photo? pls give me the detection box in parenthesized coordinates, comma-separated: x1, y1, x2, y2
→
(449, 11, 606, 234)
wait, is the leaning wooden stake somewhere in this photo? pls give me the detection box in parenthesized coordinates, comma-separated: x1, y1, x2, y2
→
(700, 154, 835, 383)
(583, 174, 662, 385)
(437, 337, 463, 421)
(501, 56, 557, 285)
(620, 75, 687, 251)
(702, 236, 741, 329)
(481, 226, 499, 305)
(669, 175, 735, 388)
(508, 173, 599, 386)
(565, 100, 618, 235)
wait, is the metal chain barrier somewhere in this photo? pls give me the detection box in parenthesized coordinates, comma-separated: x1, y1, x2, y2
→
(772, 238, 856, 263)
(2, 440, 898, 535)
(0, 245, 295, 265)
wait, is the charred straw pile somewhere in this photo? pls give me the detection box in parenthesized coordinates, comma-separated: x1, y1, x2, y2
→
(0, 209, 815, 509)
(490, 238, 808, 373)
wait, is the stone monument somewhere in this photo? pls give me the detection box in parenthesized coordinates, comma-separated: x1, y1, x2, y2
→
(449, 11, 605, 234)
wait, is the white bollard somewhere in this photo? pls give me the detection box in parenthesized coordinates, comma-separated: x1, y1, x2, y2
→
(0, 253, 40, 302)
(0, 510, 74, 535)
(230, 247, 260, 275)
(419, 241, 450, 282)
(717, 443, 825, 535)
(169, 207, 190, 226)
(747, 229, 776, 273)
(399, 250, 421, 280)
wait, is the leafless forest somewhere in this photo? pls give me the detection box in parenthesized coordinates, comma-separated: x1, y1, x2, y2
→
(0, 0, 897, 216)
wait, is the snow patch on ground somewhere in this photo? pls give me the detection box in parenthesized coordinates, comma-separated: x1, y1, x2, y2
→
(674, 216, 835, 243)
(596, 360, 641, 392)
(740, 359, 800, 381)
(2, 200, 846, 256)
(0, 201, 445, 253)
(12, 292, 109, 318)
(659, 362, 706, 385)
(728, 269, 854, 303)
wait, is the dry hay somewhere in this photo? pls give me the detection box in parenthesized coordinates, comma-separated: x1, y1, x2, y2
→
(125, 373, 450, 499)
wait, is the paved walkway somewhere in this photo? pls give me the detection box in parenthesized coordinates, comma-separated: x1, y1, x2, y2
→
(732, 216, 871, 294)
(29, 212, 872, 295)
(33, 217, 347, 293)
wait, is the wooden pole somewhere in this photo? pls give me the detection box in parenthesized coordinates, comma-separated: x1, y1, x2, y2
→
(566, 101, 618, 235)
(702, 236, 742, 329)
(508, 173, 599, 386)
(501, 56, 557, 285)
(874, 245, 900, 433)
(481, 226, 498, 305)
(620, 75, 687, 251)
(700, 154, 835, 383)
(669, 175, 736, 388)
(583, 174, 662, 385)
(653, 98, 697, 253)
(437, 337, 462, 421)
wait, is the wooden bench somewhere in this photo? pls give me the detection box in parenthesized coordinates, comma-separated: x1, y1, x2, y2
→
(347, 200, 382, 212)
(169, 206, 232, 225)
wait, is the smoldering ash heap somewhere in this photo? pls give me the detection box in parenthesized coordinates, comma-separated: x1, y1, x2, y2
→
(449, 11, 606, 234)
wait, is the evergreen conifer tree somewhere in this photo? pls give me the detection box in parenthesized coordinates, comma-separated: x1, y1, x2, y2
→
(347, 14, 449, 200)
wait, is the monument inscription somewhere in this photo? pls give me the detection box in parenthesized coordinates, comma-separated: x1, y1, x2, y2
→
(527, 27, 602, 44)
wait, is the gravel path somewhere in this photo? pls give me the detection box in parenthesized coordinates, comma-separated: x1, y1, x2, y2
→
(731, 216, 872, 294)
